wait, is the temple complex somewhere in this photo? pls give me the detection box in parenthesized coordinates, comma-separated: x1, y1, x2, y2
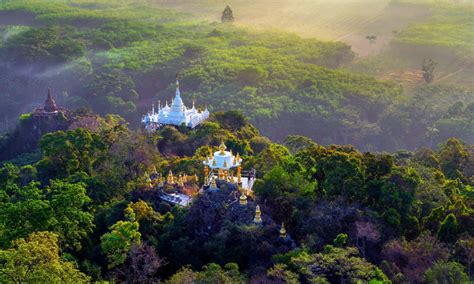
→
(142, 142, 293, 243)
(142, 79, 209, 131)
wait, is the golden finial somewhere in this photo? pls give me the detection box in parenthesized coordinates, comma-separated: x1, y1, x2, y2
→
(210, 177, 217, 189)
(237, 166, 242, 184)
(167, 170, 174, 184)
(254, 205, 262, 224)
(212, 159, 217, 167)
(239, 190, 247, 205)
(219, 141, 227, 155)
(145, 171, 152, 184)
(235, 152, 240, 162)
(223, 159, 228, 168)
(280, 223, 287, 238)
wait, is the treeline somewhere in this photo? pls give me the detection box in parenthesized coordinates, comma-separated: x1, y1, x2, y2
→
(0, 110, 472, 282)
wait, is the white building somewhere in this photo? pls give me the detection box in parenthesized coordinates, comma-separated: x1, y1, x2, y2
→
(142, 80, 209, 131)
(202, 142, 255, 191)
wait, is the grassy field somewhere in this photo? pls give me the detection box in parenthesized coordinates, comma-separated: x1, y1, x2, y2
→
(153, 0, 473, 88)
(152, 0, 432, 56)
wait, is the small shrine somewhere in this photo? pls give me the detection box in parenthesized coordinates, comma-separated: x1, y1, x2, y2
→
(33, 88, 69, 118)
(202, 141, 255, 191)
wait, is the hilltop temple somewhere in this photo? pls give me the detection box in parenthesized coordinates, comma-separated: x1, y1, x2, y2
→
(142, 141, 292, 243)
(33, 88, 69, 118)
(141, 79, 209, 132)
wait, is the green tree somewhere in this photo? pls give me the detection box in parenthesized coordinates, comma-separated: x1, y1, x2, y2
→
(0, 231, 90, 283)
(167, 263, 244, 283)
(101, 212, 142, 268)
(0, 182, 51, 248)
(437, 138, 469, 181)
(38, 128, 106, 178)
(47, 180, 94, 250)
(284, 135, 316, 155)
(422, 58, 437, 84)
(456, 235, 474, 282)
(333, 233, 348, 247)
(424, 262, 468, 284)
(267, 264, 300, 283)
(319, 151, 364, 201)
(437, 213, 459, 243)
(272, 247, 389, 283)
(0, 180, 93, 250)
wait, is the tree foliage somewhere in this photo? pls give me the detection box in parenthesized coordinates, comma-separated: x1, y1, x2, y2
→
(0, 231, 90, 283)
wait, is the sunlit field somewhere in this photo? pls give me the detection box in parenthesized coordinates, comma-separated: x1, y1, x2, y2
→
(153, 0, 430, 56)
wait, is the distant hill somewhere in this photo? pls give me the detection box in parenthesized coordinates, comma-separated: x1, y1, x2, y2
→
(0, 0, 472, 151)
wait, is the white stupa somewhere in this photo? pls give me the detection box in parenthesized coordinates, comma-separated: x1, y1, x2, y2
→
(203, 141, 242, 170)
(142, 79, 209, 131)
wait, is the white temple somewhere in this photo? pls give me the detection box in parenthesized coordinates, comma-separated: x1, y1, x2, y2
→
(202, 141, 255, 191)
(142, 80, 209, 131)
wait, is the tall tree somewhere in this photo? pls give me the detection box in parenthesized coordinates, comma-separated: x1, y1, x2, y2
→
(101, 206, 142, 269)
(0, 232, 90, 283)
(422, 58, 437, 83)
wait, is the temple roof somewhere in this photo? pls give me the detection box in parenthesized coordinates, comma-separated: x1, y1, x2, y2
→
(44, 88, 58, 113)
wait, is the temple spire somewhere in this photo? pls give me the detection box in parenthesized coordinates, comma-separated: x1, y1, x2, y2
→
(219, 141, 227, 155)
(175, 72, 181, 97)
(239, 189, 247, 205)
(44, 88, 58, 113)
(280, 223, 287, 238)
(254, 205, 262, 224)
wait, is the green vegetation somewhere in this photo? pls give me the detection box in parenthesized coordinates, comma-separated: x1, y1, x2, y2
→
(2, 0, 471, 151)
(394, 0, 474, 61)
(0, 1, 472, 280)
(0, 108, 472, 282)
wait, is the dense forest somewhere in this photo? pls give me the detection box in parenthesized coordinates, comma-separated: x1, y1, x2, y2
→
(0, 0, 472, 151)
(0, 109, 472, 282)
(0, 0, 473, 283)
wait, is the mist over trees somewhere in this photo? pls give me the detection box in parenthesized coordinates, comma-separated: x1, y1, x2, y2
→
(0, 1, 472, 281)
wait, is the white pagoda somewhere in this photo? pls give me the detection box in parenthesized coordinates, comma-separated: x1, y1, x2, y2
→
(142, 79, 209, 131)
(202, 141, 254, 191)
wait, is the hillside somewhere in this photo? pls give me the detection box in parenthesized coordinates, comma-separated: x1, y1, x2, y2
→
(155, 0, 474, 87)
(0, 109, 472, 282)
(0, 0, 472, 153)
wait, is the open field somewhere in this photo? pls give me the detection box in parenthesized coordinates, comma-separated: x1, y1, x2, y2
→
(153, 0, 432, 56)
